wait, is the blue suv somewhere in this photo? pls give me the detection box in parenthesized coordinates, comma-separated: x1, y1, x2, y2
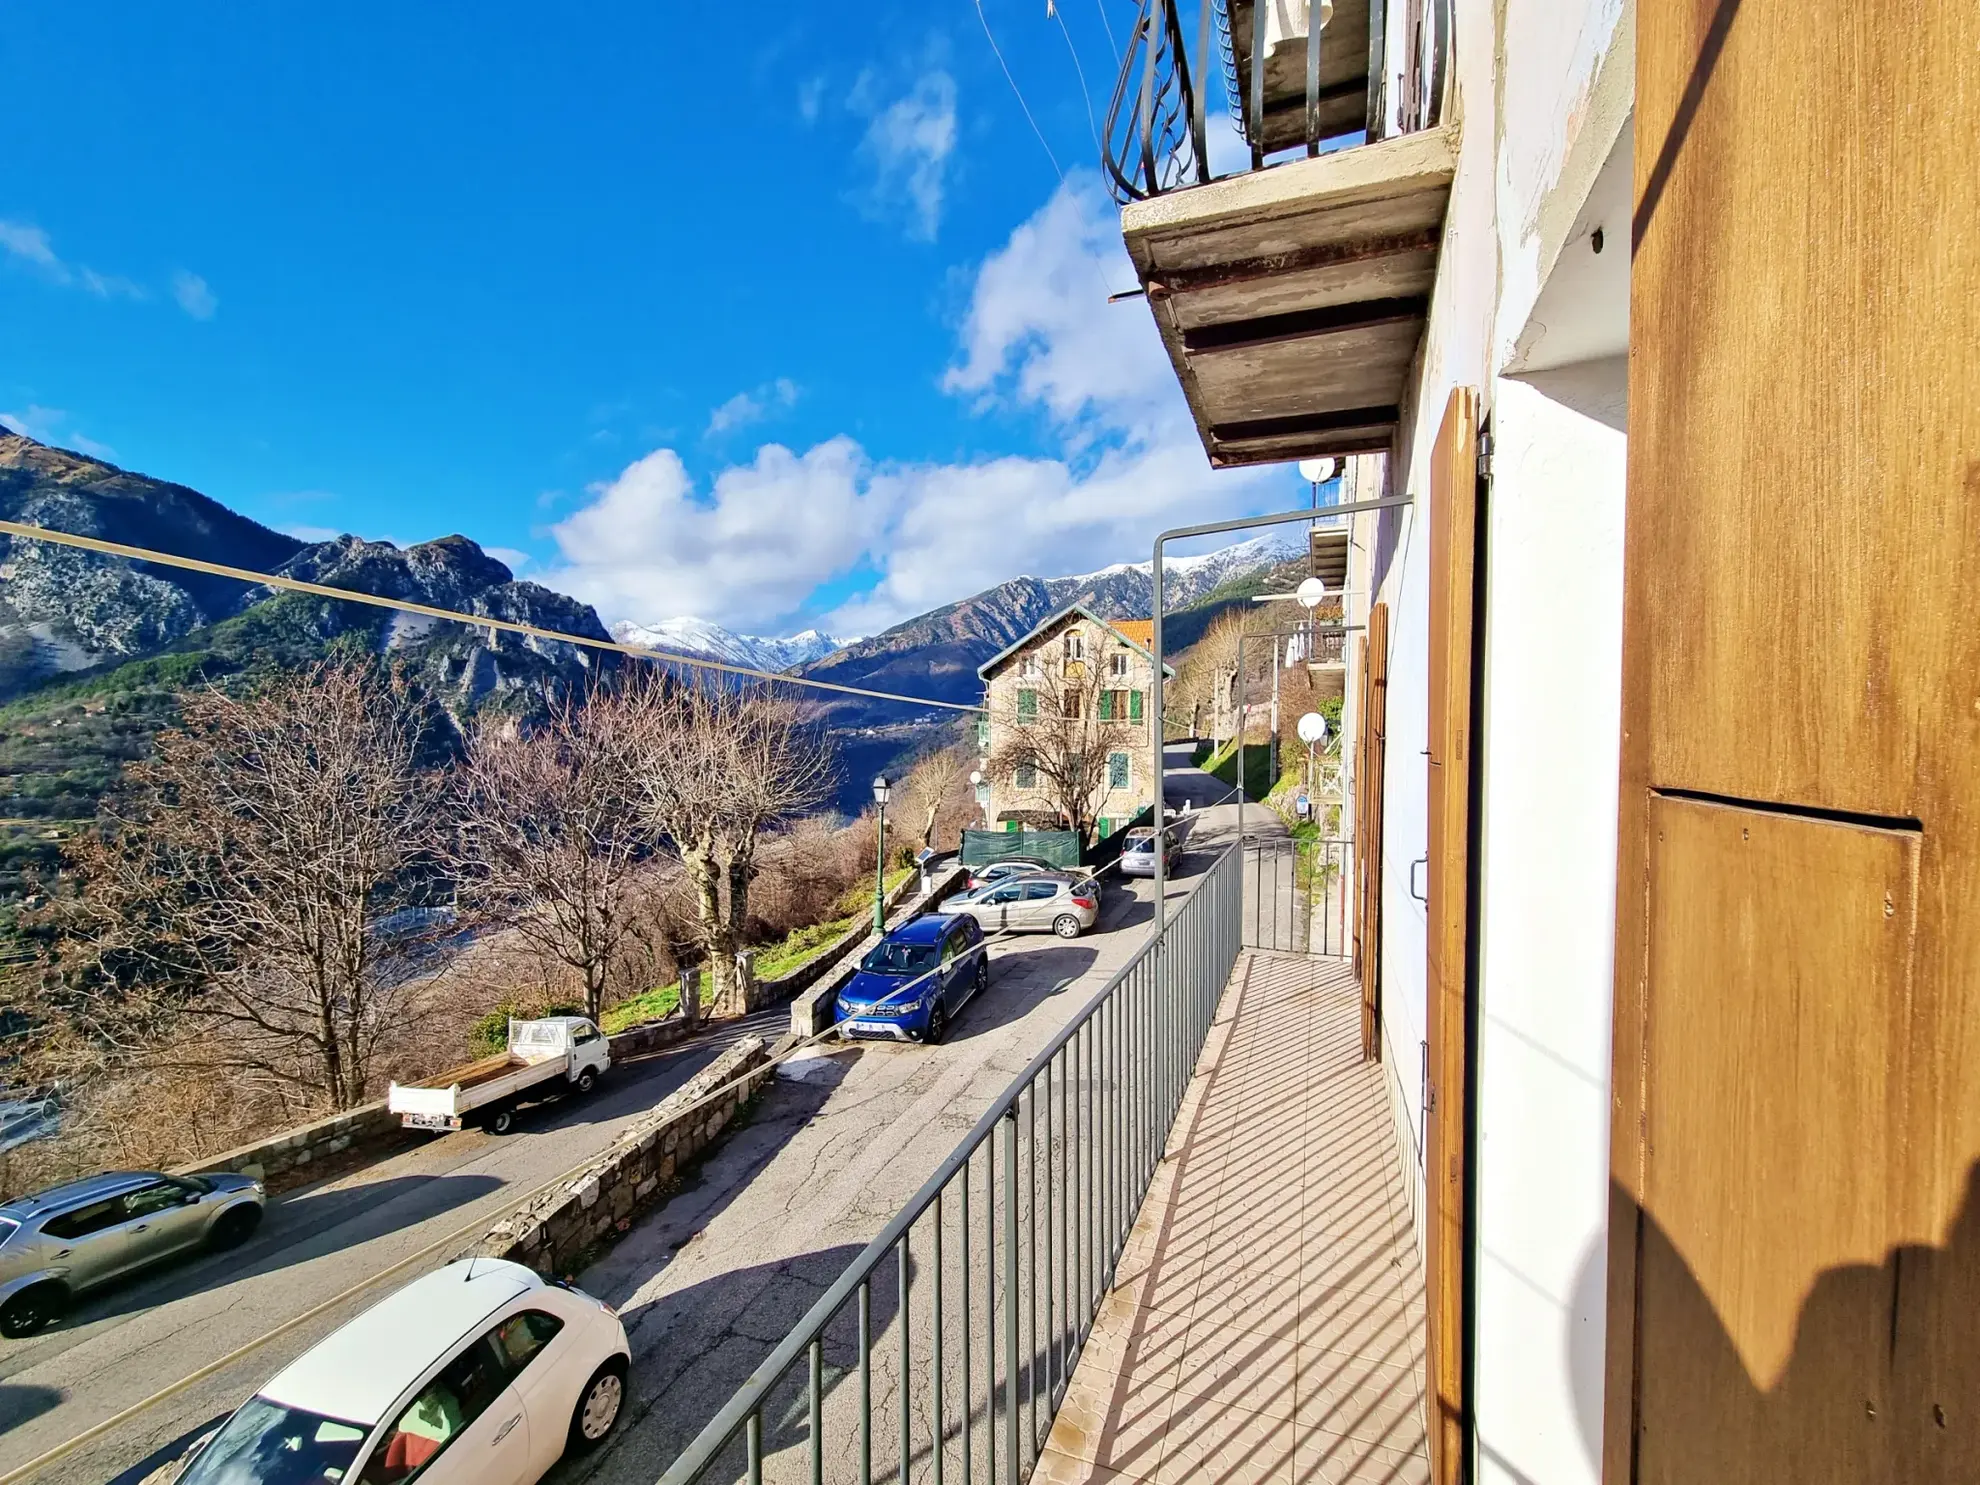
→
(835, 914, 989, 1043)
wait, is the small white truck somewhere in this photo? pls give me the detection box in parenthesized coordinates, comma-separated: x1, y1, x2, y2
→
(388, 1016, 611, 1135)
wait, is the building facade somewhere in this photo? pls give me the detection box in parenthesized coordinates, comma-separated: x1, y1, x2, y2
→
(1109, 0, 1979, 1480)
(976, 608, 1169, 841)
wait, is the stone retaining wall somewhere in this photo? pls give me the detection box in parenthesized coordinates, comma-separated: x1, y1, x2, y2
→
(463, 1035, 775, 1276)
(742, 865, 928, 1012)
(173, 1102, 406, 1188)
(790, 863, 971, 1039)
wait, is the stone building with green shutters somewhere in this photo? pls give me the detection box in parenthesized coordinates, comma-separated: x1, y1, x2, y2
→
(975, 606, 1171, 844)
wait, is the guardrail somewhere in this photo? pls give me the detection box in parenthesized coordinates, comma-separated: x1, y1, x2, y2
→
(657, 842, 1244, 1484)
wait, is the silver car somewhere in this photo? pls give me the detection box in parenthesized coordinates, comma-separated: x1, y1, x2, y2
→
(1116, 825, 1183, 877)
(0, 1170, 265, 1337)
(947, 872, 1101, 938)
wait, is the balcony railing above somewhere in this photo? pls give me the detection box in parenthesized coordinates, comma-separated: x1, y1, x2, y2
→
(1104, 0, 1458, 467)
(1105, 0, 1450, 205)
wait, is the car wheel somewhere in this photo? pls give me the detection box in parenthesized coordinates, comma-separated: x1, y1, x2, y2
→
(0, 1282, 66, 1338)
(924, 1002, 949, 1045)
(575, 1067, 598, 1095)
(486, 1106, 517, 1136)
(1053, 915, 1082, 939)
(567, 1358, 628, 1453)
(208, 1204, 262, 1251)
(976, 957, 990, 992)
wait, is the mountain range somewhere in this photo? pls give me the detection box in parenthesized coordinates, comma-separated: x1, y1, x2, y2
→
(610, 616, 842, 673)
(0, 427, 1302, 856)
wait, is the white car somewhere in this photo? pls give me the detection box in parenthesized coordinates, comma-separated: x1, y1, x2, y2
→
(171, 1258, 630, 1485)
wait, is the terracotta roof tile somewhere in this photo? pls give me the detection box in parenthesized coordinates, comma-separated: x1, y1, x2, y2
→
(1109, 619, 1155, 649)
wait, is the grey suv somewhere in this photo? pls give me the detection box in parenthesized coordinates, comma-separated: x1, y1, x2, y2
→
(0, 1170, 265, 1336)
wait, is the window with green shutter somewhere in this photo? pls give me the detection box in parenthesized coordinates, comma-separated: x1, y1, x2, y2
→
(976, 717, 989, 749)
(1017, 688, 1037, 720)
(1109, 752, 1129, 789)
(1129, 690, 1144, 722)
(1097, 690, 1114, 720)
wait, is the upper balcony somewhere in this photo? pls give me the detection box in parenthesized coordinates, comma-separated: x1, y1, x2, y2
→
(1105, 0, 1456, 467)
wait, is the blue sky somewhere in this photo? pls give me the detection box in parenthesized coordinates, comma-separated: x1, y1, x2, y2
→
(0, 2, 1308, 638)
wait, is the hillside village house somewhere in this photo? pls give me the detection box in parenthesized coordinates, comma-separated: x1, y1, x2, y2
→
(976, 607, 1170, 840)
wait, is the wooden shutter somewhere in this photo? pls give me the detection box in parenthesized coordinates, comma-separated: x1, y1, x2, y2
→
(1608, 3, 1980, 1482)
(1425, 386, 1480, 1485)
(1355, 601, 1391, 1061)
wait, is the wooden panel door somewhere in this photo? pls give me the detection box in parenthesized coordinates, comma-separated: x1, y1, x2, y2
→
(1355, 601, 1392, 1061)
(1609, 0, 1980, 1481)
(1425, 388, 1479, 1485)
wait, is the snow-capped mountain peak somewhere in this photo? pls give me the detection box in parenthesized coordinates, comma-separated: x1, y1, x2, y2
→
(611, 616, 842, 671)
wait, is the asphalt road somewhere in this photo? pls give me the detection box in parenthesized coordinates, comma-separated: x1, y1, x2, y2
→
(558, 764, 1260, 1485)
(0, 748, 1269, 1485)
(0, 1008, 783, 1485)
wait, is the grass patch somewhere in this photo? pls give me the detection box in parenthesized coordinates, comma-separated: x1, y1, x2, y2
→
(601, 985, 681, 1035)
(597, 866, 920, 1036)
(1202, 735, 1277, 802)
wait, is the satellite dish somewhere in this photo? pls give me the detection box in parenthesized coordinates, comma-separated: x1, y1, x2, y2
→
(1297, 712, 1329, 744)
(1295, 576, 1328, 609)
(1297, 457, 1339, 484)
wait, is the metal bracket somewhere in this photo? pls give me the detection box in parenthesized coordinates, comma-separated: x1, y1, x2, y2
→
(1476, 429, 1494, 481)
(1409, 857, 1428, 903)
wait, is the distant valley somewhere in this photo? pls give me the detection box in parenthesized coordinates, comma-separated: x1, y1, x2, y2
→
(0, 428, 1301, 857)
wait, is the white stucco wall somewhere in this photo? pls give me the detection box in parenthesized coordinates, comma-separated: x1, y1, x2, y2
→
(1471, 358, 1625, 1485)
(1361, 2, 1633, 1482)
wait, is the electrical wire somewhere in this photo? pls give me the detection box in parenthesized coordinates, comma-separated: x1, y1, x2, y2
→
(0, 520, 984, 715)
(1049, 0, 1104, 159)
(1092, 0, 1122, 63)
(971, 0, 1067, 185)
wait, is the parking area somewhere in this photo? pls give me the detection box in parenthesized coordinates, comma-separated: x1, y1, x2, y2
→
(553, 788, 1253, 1485)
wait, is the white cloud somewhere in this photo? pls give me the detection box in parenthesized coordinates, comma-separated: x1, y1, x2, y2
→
(0, 222, 60, 269)
(544, 438, 878, 632)
(281, 523, 345, 544)
(485, 546, 533, 573)
(546, 172, 1282, 639)
(798, 75, 826, 124)
(858, 72, 958, 241)
(706, 377, 800, 436)
(1, 405, 117, 460)
(0, 218, 159, 304)
(172, 270, 218, 320)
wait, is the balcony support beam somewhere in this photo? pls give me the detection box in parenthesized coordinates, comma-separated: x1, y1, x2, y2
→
(1146, 224, 1443, 299)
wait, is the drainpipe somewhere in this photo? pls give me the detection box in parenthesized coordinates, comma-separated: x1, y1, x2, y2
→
(1150, 492, 1414, 937)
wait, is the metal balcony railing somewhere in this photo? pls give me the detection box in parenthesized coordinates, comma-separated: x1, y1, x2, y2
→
(1104, 0, 1454, 204)
(656, 843, 1244, 1484)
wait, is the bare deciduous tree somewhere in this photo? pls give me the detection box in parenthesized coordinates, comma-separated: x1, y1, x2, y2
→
(447, 694, 648, 1022)
(64, 660, 445, 1109)
(621, 678, 834, 1019)
(986, 665, 1141, 849)
(891, 739, 977, 855)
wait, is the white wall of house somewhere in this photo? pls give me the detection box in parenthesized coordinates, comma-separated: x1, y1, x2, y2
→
(1363, 2, 1633, 1482)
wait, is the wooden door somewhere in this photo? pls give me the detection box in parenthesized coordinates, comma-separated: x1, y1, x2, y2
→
(1607, 2, 1980, 1482)
(1355, 601, 1392, 1061)
(1425, 387, 1480, 1485)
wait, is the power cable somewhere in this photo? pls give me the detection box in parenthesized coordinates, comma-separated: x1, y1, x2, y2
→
(971, 0, 1067, 185)
(0, 520, 983, 715)
(1049, 0, 1104, 158)
(1093, 0, 1122, 63)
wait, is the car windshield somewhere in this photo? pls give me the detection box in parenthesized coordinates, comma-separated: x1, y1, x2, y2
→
(860, 942, 940, 976)
(177, 1396, 369, 1485)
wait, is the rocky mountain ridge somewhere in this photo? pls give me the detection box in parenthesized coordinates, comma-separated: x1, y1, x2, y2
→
(610, 616, 842, 672)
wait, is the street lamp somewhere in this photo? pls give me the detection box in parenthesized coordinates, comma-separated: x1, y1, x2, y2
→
(969, 769, 986, 829)
(871, 775, 891, 937)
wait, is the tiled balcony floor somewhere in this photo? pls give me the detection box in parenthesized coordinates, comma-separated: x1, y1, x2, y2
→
(1038, 951, 1429, 1484)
